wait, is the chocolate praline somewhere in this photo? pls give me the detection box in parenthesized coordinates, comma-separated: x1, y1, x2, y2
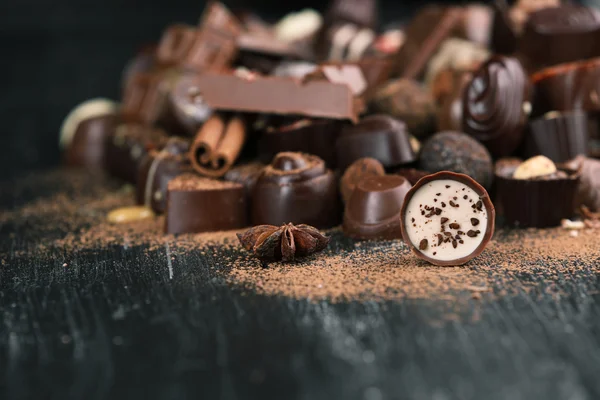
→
(340, 157, 385, 204)
(251, 152, 340, 229)
(400, 171, 495, 267)
(420, 131, 494, 189)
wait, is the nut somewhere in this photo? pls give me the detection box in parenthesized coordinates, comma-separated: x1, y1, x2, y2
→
(512, 155, 557, 180)
(107, 206, 155, 224)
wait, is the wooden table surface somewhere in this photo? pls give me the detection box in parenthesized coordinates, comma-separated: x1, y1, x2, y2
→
(1, 169, 600, 400)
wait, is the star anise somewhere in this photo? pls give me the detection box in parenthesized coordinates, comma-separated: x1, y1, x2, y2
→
(237, 223, 330, 262)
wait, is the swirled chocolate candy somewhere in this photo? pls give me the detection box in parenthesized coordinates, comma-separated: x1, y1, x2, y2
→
(335, 115, 417, 170)
(462, 56, 531, 158)
(343, 175, 412, 240)
(400, 171, 495, 266)
(251, 152, 340, 228)
(420, 131, 494, 189)
(518, 5, 600, 72)
(340, 158, 385, 204)
(165, 173, 247, 234)
(136, 137, 194, 214)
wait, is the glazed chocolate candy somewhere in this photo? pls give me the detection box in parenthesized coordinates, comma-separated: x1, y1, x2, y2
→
(419, 131, 494, 189)
(136, 137, 194, 214)
(335, 115, 416, 170)
(343, 175, 412, 240)
(165, 173, 247, 234)
(400, 171, 495, 266)
(462, 55, 531, 158)
(251, 152, 340, 229)
(340, 157, 385, 204)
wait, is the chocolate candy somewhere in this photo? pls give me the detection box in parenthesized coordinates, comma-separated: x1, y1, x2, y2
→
(340, 157, 385, 204)
(495, 157, 580, 227)
(168, 74, 213, 136)
(224, 162, 265, 196)
(192, 70, 364, 122)
(518, 5, 600, 73)
(156, 24, 196, 68)
(564, 156, 600, 212)
(190, 115, 247, 178)
(370, 79, 437, 139)
(136, 137, 193, 214)
(525, 111, 589, 163)
(400, 171, 495, 266)
(343, 175, 412, 240)
(259, 119, 343, 167)
(531, 59, 600, 117)
(335, 115, 417, 170)
(420, 131, 493, 189)
(60, 99, 119, 170)
(462, 56, 531, 158)
(105, 124, 168, 184)
(165, 173, 247, 234)
(394, 168, 429, 186)
(251, 152, 340, 229)
(394, 6, 463, 80)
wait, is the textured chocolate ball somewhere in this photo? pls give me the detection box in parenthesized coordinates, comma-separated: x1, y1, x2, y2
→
(419, 131, 494, 188)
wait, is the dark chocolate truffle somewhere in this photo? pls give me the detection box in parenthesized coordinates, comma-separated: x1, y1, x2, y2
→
(419, 131, 494, 189)
(462, 55, 531, 158)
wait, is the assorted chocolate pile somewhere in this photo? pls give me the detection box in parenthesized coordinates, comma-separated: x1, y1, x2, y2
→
(60, 0, 600, 266)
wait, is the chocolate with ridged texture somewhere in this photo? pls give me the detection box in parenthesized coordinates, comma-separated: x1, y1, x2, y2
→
(165, 173, 247, 234)
(105, 124, 169, 184)
(190, 114, 247, 178)
(335, 115, 417, 170)
(259, 118, 343, 167)
(251, 152, 340, 229)
(525, 111, 590, 163)
(343, 175, 412, 240)
(531, 58, 600, 117)
(564, 156, 600, 212)
(370, 79, 437, 139)
(420, 131, 494, 189)
(64, 114, 118, 170)
(168, 74, 213, 136)
(340, 158, 385, 204)
(400, 171, 495, 266)
(462, 56, 531, 158)
(393, 168, 429, 186)
(136, 137, 194, 214)
(193, 70, 364, 122)
(495, 158, 580, 228)
(394, 6, 463, 80)
(518, 5, 600, 73)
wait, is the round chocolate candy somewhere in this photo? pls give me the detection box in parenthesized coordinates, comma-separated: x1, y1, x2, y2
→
(251, 152, 340, 229)
(60, 98, 118, 152)
(340, 157, 385, 204)
(462, 55, 531, 158)
(343, 175, 412, 240)
(419, 131, 494, 189)
(400, 171, 495, 266)
(335, 115, 416, 170)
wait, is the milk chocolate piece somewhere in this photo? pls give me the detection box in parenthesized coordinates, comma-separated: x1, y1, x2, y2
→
(335, 115, 416, 170)
(343, 175, 412, 240)
(394, 6, 463, 80)
(252, 152, 340, 228)
(105, 124, 169, 183)
(420, 131, 494, 189)
(531, 59, 600, 117)
(565, 156, 600, 212)
(518, 5, 600, 73)
(194, 71, 363, 122)
(400, 171, 495, 266)
(136, 137, 194, 214)
(64, 114, 118, 170)
(304, 64, 367, 96)
(169, 74, 213, 136)
(525, 111, 589, 163)
(462, 56, 531, 158)
(340, 157, 385, 203)
(190, 115, 247, 178)
(165, 173, 247, 234)
(156, 24, 197, 68)
(370, 79, 437, 139)
(259, 119, 343, 167)
(495, 159, 580, 227)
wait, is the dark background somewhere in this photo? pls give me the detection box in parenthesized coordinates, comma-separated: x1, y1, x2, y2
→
(0, 0, 457, 181)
